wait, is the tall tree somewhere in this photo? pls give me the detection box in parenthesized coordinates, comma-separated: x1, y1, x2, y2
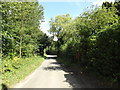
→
(1, 1, 46, 59)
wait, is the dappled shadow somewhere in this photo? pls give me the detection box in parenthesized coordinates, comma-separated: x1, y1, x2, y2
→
(43, 66, 62, 71)
(64, 74, 82, 88)
(43, 55, 94, 88)
(44, 57, 83, 88)
(50, 61, 61, 65)
(43, 64, 83, 88)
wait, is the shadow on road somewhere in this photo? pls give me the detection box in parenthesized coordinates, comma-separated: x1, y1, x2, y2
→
(44, 66, 62, 71)
(50, 61, 61, 65)
(43, 55, 90, 88)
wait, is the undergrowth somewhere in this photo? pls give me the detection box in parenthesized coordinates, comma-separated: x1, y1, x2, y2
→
(0, 56, 44, 88)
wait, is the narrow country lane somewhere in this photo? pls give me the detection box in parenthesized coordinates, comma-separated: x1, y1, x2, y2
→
(12, 55, 88, 88)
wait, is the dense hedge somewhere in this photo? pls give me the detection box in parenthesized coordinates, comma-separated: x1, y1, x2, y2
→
(49, 1, 120, 83)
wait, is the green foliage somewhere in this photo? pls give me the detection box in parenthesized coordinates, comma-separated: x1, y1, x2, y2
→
(1, 2, 48, 58)
(46, 45, 57, 55)
(49, 1, 120, 84)
(1, 2, 49, 88)
(1, 56, 44, 87)
(93, 23, 120, 79)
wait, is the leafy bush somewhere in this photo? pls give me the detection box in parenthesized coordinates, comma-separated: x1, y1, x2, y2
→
(46, 46, 57, 55)
(49, 1, 120, 84)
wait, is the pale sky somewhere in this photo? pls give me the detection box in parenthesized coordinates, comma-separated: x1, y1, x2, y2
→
(39, 0, 115, 36)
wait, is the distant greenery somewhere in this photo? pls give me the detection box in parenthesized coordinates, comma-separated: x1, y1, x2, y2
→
(49, 1, 120, 86)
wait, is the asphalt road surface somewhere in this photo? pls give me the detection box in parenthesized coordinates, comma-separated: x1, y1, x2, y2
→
(13, 55, 89, 88)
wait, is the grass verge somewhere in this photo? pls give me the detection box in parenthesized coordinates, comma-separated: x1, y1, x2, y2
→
(0, 56, 44, 89)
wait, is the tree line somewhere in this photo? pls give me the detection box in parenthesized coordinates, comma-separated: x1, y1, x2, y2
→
(1, 1, 51, 76)
(1, 1, 50, 59)
(49, 1, 120, 84)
